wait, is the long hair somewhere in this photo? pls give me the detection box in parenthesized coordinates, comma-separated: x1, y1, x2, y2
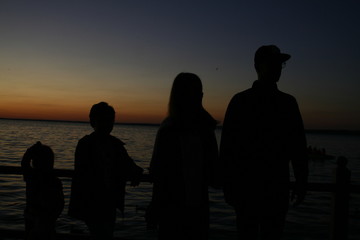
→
(168, 72, 217, 128)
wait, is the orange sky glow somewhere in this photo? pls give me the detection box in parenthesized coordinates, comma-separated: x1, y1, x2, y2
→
(1, 1, 360, 130)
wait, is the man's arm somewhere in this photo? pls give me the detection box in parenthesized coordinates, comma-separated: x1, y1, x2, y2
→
(219, 94, 242, 181)
(290, 99, 309, 206)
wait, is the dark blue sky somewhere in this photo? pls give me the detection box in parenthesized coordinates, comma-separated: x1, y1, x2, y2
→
(1, 0, 360, 129)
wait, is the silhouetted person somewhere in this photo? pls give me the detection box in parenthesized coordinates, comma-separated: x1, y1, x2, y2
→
(21, 141, 64, 240)
(220, 45, 309, 240)
(68, 102, 143, 240)
(149, 73, 218, 240)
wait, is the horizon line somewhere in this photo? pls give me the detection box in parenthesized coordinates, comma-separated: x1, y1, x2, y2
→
(0, 117, 161, 127)
(1, 117, 360, 134)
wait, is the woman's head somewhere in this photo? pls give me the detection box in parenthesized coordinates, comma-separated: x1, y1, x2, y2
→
(168, 72, 203, 118)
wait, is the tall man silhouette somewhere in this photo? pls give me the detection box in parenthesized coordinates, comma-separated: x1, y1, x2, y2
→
(220, 45, 308, 240)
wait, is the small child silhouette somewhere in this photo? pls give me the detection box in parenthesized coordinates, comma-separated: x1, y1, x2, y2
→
(21, 141, 64, 240)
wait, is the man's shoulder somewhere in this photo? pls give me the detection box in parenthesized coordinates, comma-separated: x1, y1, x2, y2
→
(231, 88, 253, 100)
(277, 90, 297, 102)
(229, 87, 298, 108)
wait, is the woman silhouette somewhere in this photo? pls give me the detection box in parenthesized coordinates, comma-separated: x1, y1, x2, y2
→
(149, 73, 218, 240)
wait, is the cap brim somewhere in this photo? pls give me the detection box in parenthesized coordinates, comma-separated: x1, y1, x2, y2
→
(280, 53, 291, 62)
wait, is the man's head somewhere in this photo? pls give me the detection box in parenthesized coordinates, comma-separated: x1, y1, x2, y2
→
(89, 102, 115, 135)
(254, 45, 291, 82)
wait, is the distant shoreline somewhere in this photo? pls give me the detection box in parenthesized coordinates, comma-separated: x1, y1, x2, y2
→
(1, 118, 360, 135)
(0, 117, 160, 127)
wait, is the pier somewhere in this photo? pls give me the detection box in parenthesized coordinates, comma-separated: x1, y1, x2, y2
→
(0, 156, 359, 240)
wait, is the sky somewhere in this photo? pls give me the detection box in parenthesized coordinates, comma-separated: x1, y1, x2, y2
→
(1, 0, 360, 130)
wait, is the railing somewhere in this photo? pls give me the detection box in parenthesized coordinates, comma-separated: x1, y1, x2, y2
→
(1, 156, 359, 240)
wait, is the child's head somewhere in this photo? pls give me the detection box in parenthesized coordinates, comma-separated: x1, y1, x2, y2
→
(89, 102, 115, 134)
(31, 142, 55, 170)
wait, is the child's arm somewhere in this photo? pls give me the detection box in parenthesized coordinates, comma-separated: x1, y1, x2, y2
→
(128, 159, 144, 187)
(120, 146, 143, 186)
(21, 146, 34, 181)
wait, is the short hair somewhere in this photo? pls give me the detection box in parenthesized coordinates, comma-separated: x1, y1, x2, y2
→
(89, 102, 115, 120)
(32, 142, 54, 170)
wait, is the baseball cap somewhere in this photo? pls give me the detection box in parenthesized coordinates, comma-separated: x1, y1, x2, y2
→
(254, 45, 291, 64)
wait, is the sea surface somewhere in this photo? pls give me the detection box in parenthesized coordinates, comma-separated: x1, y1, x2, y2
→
(0, 119, 359, 240)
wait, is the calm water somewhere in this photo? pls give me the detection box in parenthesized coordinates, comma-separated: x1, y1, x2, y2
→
(0, 119, 359, 239)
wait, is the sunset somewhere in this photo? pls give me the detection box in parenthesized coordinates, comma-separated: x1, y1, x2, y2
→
(1, 1, 360, 129)
(1, 1, 360, 239)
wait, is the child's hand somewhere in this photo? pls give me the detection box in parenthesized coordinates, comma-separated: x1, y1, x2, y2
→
(290, 182, 307, 207)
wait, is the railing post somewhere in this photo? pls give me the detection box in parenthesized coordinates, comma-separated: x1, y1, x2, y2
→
(331, 156, 350, 240)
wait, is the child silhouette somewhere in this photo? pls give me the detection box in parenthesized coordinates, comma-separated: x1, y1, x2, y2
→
(21, 141, 64, 240)
(68, 102, 143, 240)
